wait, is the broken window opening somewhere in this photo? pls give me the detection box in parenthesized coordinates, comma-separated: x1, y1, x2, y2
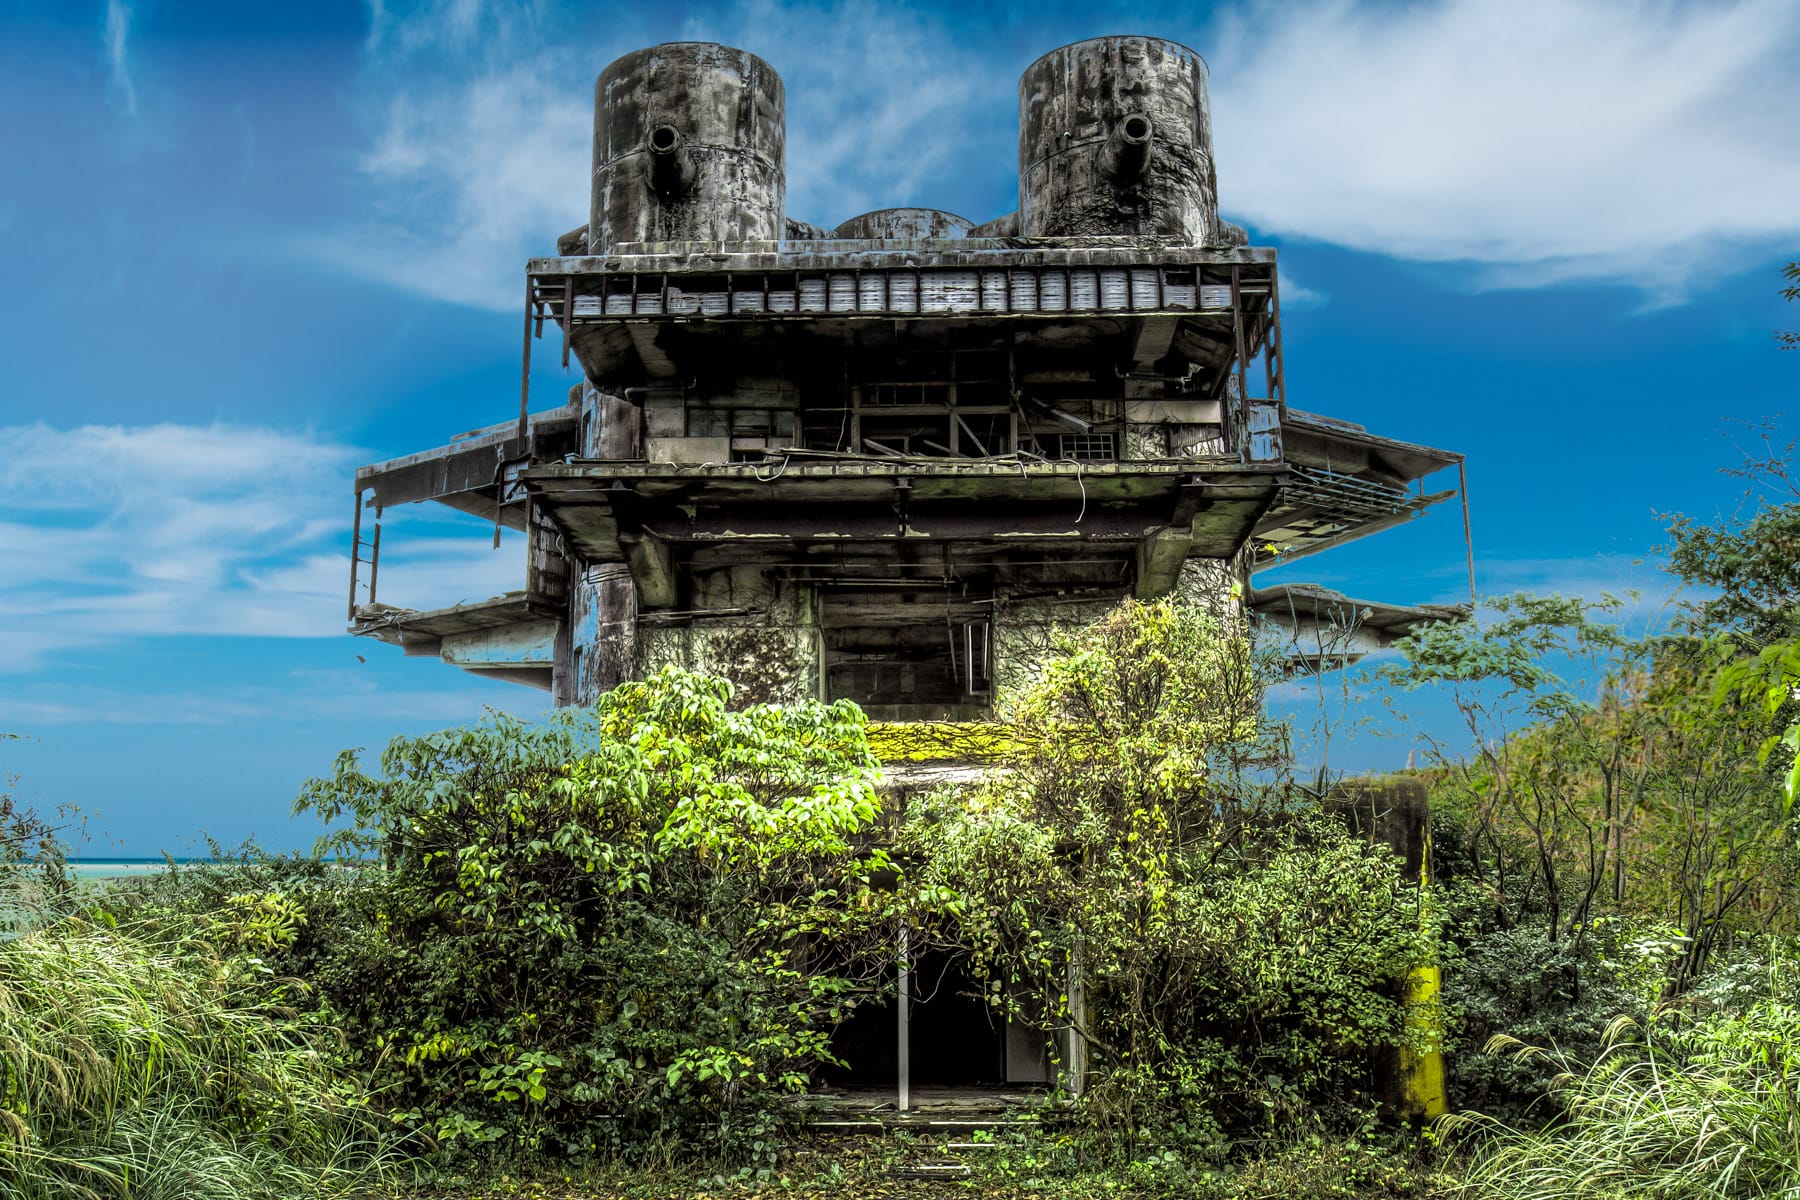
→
(790, 350, 1026, 460)
(820, 589, 993, 718)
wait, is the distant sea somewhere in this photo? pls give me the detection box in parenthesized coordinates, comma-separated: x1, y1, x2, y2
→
(66, 858, 215, 881)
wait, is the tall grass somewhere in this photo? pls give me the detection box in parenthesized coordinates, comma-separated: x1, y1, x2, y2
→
(0, 914, 392, 1199)
(1452, 990, 1800, 1200)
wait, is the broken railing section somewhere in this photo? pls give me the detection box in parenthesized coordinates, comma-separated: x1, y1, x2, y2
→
(346, 399, 581, 624)
(520, 250, 1286, 460)
(346, 491, 380, 622)
(1251, 413, 1464, 568)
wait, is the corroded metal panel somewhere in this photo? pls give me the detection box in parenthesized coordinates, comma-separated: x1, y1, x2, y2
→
(833, 209, 973, 240)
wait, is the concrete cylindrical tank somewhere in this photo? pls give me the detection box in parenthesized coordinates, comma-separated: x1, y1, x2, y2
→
(1018, 36, 1219, 244)
(590, 43, 785, 249)
(833, 208, 973, 240)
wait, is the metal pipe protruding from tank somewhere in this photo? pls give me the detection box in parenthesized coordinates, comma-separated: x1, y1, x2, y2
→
(1018, 36, 1221, 244)
(1101, 112, 1153, 184)
(590, 42, 786, 250)
(646, 123, 696, 197)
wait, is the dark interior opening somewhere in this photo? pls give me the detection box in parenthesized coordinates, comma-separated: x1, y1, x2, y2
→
(820, 588, 992, 720)
(821, 950, 1008, 1089)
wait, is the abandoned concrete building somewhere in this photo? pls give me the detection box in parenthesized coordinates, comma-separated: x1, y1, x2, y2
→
(346, 37, 1465, 1100)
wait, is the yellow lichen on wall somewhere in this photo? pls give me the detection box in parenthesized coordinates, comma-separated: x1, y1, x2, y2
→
(865, 721, 1020, 764)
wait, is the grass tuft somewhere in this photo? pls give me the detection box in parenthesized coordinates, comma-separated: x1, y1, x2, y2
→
(1453, 992, 1800, 1199)
(0, 914, 392, 1199)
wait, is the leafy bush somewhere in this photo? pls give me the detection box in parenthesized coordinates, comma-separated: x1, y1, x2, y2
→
(289, 666, 893, 1161)
(1440, 922, 1645, 1120)
(899, 601, 1436, 1145)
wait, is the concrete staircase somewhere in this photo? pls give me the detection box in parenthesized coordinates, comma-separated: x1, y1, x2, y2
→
(795, 1095, 1059, 1184)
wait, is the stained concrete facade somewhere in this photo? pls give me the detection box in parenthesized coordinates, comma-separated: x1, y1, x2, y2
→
(349, 35, 1463, 720)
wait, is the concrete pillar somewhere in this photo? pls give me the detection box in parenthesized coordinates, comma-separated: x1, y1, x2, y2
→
(1332, 777, 1447, 1120)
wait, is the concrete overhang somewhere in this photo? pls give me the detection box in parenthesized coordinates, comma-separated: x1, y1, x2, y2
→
(353, 403, 580, 526)
(1250, 582, 1466, 671)
(351, 592, 556, 691)
(524, 241, 1278, 388)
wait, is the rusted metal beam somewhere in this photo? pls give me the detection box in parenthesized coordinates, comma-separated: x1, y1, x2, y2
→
(519, 274, 535, 442)
(347, 488, 364, 622)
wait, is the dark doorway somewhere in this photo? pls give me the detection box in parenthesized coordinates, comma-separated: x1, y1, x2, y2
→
(821, 950, 1007, 1088)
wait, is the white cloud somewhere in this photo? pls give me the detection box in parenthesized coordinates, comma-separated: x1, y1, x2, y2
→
(0, 422, 527, 671)
(1213, 0, 1800, 299)
(303, 0, 595, 309)
(315, 0, 1800, 310)
(0, 676, 535, 729)
(310, 0, 1000, 309)
(1277, 270, 1328, 308)
(103, 0, 136, 116)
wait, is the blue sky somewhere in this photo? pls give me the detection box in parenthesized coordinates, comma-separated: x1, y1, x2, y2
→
(1, 0, 1796, 855)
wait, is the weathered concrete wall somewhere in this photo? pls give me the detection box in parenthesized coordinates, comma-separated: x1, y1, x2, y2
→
(991, 595, 1121, 712)
(1018, 36, 1220, 245)
(1172, 555, 1248, 624)
(591, 43, 785, 249)
(580, 383, 644, 460)
(992, 559, 1244, 710)
(637, 569, 818, 706)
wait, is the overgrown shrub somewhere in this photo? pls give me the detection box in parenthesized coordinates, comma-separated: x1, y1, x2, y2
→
(1440, 922, 1644, 1120)
(898, 601, 1437, 1146)
(288, 666, 893, 1162)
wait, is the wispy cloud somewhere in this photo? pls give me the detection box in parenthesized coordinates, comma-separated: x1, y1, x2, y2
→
(1277, 270, 1328, 309)
(303, 0, 595, 309)
(1214, 0, 1800, 300)
(103, 0, 136, 116)
(0, 675, 535, 729)
(0, 422, 524, 673)
(313, 0, 1800, 310)
(309, 0, 1000, 309)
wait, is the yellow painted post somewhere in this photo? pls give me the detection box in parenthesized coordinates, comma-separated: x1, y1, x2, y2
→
(1400, 963, 1448, 1119)
(1400, 819, 1447, 1119)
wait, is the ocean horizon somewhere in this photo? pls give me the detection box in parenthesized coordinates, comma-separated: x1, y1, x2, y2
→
(66, 858, 217, 880)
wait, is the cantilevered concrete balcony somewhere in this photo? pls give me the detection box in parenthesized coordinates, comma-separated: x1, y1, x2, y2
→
(522, 239, 1283, 396)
